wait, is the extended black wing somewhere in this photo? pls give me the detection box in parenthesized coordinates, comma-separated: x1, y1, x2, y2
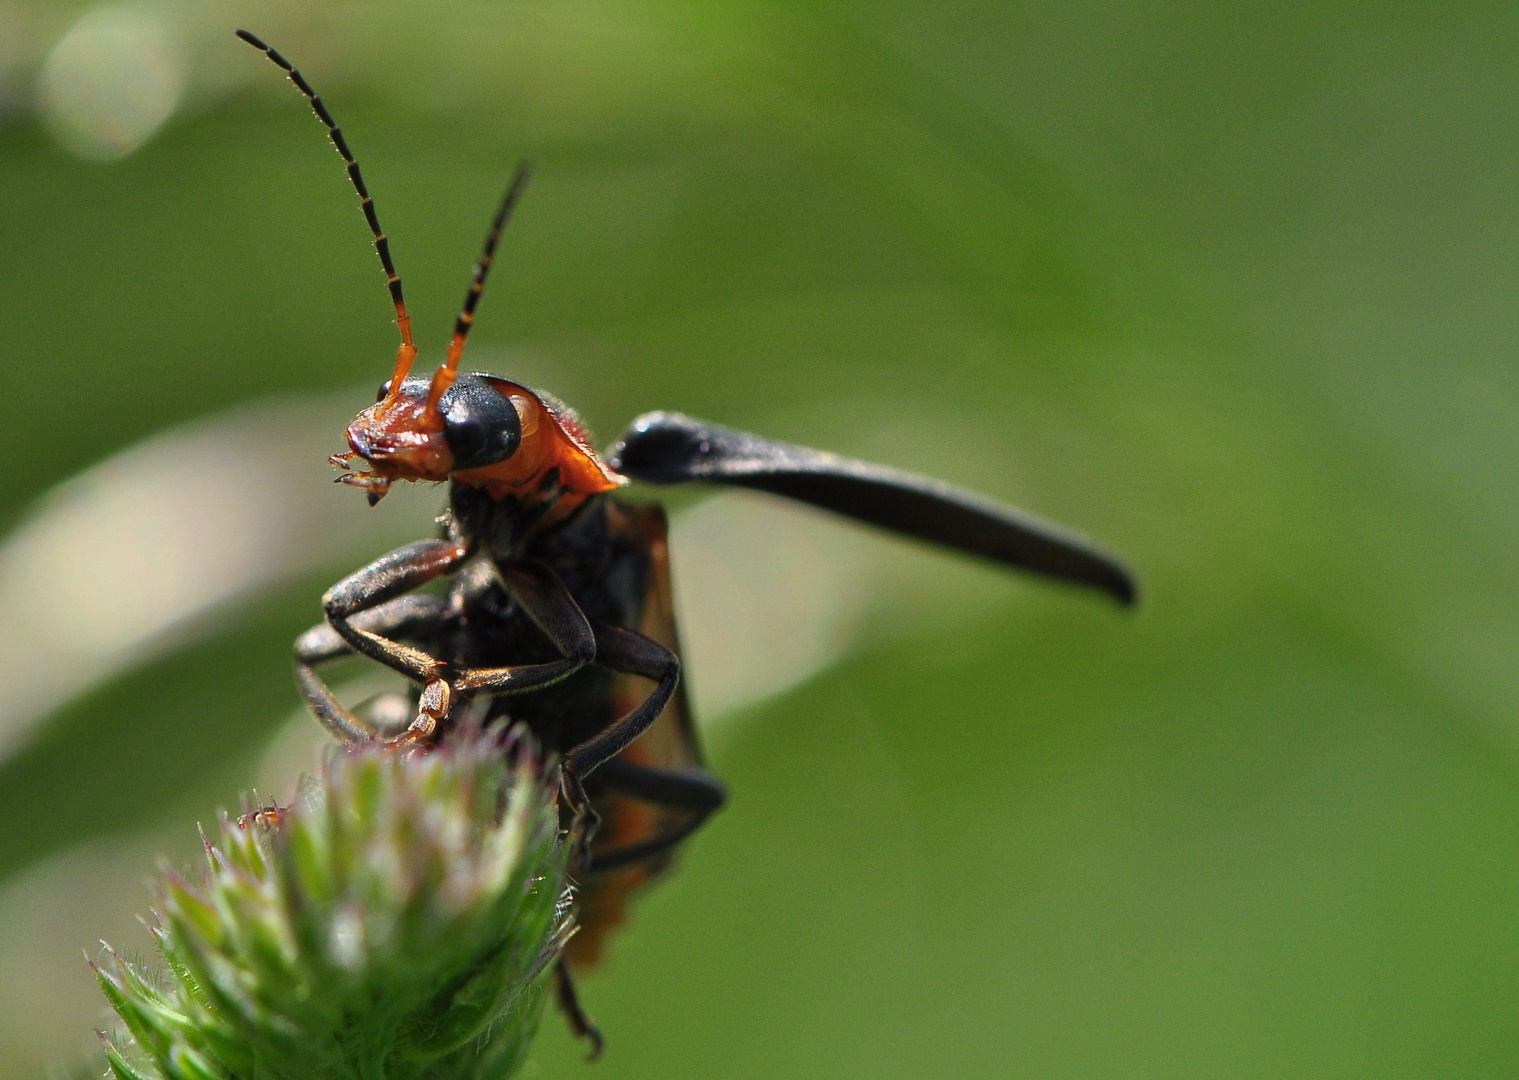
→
(608, 412, 1137, 606)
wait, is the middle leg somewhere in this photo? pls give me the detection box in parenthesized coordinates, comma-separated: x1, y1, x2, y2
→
(321, 549, 596, 747)
(555, 623, 681, 866)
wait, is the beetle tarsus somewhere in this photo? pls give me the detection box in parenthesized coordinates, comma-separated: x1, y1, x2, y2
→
(554, 959, 604, 1060)
(559, 767, 601, 874)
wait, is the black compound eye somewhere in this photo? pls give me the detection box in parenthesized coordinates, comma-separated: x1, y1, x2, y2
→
(375, 380, 391, 402)
(439, 377, 522, 470)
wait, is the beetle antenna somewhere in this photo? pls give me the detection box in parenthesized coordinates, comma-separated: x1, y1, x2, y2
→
(425, 163, 533, 416)
(236, 30, 418, 392)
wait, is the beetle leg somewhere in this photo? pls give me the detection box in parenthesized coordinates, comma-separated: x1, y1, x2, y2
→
(554, 958, 604, 1060)
(295, 594, 449, 742)
(584, 760, 726, 874)
(544, 623, 679, 867)
(321, 540, 470, 745)
(559, 765, 600, 875)
(450, 560, 596, 695)
(297, 594, 449, 666)
(443, 560, 603, 861)
(564, 624, 679, 778)
(323, 540, 468, 678)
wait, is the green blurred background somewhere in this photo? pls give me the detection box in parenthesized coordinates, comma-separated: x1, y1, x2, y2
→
(2, 1, 1519, 1076)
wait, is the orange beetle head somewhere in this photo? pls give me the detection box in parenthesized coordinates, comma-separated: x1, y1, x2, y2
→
(336, 372, 624, 505)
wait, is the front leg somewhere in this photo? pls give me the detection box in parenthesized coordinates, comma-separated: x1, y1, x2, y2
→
(323, 540, 470, 679)
(451, 560, 596, 695)
(320, 539, 470, 744)
(296, 593, 449, 742)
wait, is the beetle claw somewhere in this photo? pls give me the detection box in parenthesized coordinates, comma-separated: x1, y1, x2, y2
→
(558, 769, 601, 875)
(374, 688, 450, 754)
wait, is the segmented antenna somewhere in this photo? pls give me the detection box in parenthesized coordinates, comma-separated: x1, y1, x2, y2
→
(426, 163, 534, 416)
(236, 30, 419, 391)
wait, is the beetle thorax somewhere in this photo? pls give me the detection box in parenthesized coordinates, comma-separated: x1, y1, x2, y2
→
(449, 478, 602, 559)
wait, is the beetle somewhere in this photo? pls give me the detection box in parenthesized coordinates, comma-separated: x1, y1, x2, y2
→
(237, 30, 1136, 1056)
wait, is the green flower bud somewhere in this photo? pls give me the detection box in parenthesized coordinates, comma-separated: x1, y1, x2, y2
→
(93, 728, 571, 1080)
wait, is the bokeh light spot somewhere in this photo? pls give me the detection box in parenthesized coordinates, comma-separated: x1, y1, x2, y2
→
(36, 3, 184, 161)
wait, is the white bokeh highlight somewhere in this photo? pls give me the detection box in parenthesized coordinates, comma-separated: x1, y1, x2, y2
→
(37, 3, 186, 160)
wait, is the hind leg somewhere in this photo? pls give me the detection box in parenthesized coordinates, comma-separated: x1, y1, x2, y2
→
(586, 760, 727, 873)
(554, 958, 604, 1060)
